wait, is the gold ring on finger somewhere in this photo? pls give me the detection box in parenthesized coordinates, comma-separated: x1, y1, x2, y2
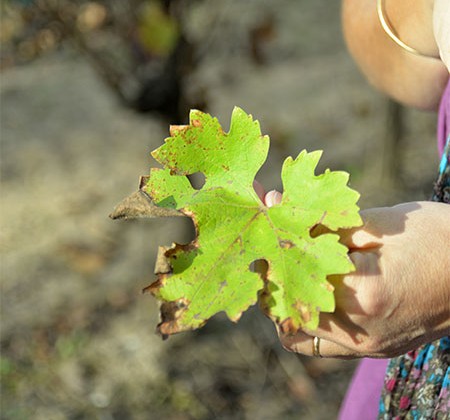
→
(313, 336, 322, 358)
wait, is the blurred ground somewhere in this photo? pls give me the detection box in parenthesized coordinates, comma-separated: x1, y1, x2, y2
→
(0, 1, 441, 419)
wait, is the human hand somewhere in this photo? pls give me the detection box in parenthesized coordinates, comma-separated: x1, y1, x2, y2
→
(260, 191, 450, 359)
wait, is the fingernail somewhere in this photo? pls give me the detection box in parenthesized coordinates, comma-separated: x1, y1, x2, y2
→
(265, 190, 282, 207)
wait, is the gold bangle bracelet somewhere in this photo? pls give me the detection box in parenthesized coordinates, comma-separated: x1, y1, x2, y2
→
(376, 0, 440, 59)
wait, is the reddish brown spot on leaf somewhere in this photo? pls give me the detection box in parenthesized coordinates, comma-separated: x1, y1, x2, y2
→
(169, 125, 188, 136)
(143, 278, 163, 295)
(294, 301, 312, 324)
(157, 298, 191, 336)
(324, 282, 334, 292)
(279, 318, 298, 334)
(279, 240, 294, 249)
(139, 175, 150, 189)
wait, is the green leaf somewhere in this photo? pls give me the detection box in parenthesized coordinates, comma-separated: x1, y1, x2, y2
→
(144, 107, 362, 336)
(137, 1, 180, 57)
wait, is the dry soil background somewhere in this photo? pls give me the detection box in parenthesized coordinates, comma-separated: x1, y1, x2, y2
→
(1, 1, 441, 419)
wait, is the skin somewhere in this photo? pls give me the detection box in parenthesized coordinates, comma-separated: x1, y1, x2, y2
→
(434, 0, 450, 67)
(342, 0, 448, 110)
(265, 0, 450, 358)
(275, 201, 450, 359)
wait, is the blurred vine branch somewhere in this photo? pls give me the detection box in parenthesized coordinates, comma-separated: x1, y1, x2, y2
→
(1, 0, 203, 121)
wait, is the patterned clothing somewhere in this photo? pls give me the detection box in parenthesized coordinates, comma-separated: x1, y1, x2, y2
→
(433, 138, 450, 204)
(378, 334, 450, 419)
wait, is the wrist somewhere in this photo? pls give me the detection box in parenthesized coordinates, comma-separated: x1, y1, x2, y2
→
(418, 202, 450, 341)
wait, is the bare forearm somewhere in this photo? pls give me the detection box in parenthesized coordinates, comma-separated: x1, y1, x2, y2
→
(342, 0, 448, 110)
(417, 202, 450, 342)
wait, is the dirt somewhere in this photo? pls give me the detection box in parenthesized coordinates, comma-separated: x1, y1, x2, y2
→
(1, 1, 441, 419)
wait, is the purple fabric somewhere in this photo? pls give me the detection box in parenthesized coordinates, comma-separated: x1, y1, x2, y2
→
(338, 359, 389, 420)
(438, 78, 450, 155)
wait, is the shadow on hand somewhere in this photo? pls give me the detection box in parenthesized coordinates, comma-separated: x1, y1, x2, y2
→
(339, 202, 422, 250)
(319, 202, 422, 347)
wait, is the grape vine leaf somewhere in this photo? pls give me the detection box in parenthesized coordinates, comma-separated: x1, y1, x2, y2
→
(140, 107, 362, 336)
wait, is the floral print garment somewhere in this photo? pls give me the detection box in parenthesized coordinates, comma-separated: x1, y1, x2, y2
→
(378, 138, 450, 419)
